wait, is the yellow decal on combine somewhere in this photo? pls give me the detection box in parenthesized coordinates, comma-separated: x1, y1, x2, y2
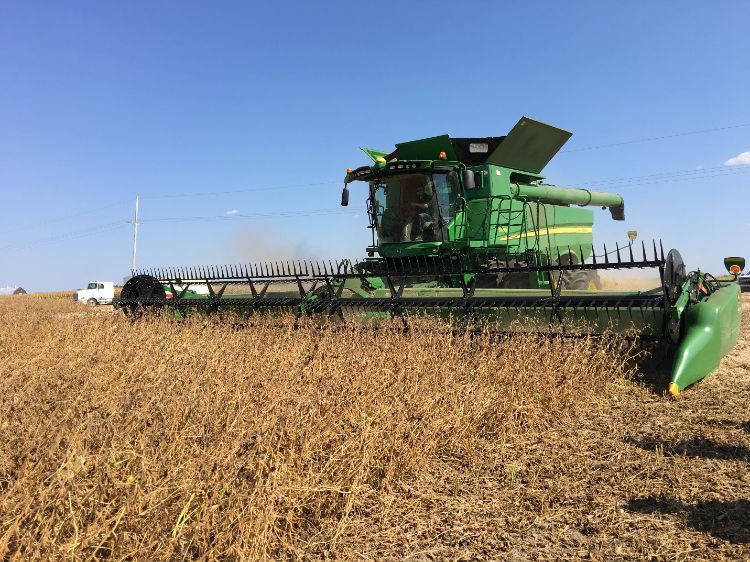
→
(498, 226, 593, 241)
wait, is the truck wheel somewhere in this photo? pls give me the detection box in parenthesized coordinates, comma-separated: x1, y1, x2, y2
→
(87, 298, 98, 306)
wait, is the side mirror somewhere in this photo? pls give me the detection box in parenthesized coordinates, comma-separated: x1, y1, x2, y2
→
(462, 169, 476, 190)
(341, 185, 349, 207)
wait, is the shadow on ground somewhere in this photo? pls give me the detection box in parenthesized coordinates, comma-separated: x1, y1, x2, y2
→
(626, 341, 674, 394)
(627, 436, 750, 462)
(704, 419, 750, 434)
(626, 497, 750, 544)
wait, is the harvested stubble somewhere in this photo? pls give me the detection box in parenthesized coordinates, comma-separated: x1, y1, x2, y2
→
(1, 294, 749, 561)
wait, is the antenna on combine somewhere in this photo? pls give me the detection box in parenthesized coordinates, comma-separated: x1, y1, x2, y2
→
(129, 195, 140, 272)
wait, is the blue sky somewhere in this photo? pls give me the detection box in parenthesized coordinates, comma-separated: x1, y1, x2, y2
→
(1, 1, 749, 291)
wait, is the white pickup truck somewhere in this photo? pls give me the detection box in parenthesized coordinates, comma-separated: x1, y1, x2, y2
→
(74, 281, 114, 305)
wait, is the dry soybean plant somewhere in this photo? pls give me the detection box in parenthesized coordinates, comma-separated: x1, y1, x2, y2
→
(0, 294, 720, 560)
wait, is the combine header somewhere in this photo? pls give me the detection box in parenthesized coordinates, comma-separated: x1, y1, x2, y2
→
(116, 117, 743, 395)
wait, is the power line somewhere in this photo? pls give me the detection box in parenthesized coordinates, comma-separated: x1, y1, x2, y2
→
(0, 208, 357, 254)
(138, 122, 750, 198)
(576, 163, 750, 188)
(597, 168, 750, 190)
(3, 120, 748, 254)
(141, 180, 341, 200)
(2, 165, 744, 253)
(0, 198, 131, 236)
(0, 221, 129, 254)
(141, 209, 355, 224)
(562, 122, 750, 153)
(579, 163, 745, 185)
(3, 162, 745, 252)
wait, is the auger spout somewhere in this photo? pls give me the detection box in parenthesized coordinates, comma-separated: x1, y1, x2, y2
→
(510, 183, 625, 221)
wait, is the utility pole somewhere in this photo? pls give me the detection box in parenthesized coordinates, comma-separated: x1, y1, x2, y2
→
(130, 195, 140, 272)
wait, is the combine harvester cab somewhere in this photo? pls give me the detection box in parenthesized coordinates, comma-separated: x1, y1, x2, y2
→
(115, 117, 743, 395)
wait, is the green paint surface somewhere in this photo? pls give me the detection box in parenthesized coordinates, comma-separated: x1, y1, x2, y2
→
(671, 283, 742, 391)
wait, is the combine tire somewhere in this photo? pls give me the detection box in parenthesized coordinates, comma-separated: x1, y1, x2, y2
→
(560, 270, 601, 290)
(557, 253, 600, 291)
(475, 258, 532, 289)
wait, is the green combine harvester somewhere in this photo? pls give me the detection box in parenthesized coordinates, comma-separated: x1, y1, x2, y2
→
(116, 117, 743, 395)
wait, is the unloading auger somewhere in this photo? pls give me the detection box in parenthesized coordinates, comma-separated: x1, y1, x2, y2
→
(115, 117, 743, 394)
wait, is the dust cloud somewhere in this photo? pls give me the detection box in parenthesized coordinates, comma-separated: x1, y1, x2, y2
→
(598, 270, 661, 291)
(226, 227, 321, 263)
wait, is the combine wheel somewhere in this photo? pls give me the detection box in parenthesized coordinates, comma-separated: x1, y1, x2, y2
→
(119, 275, 166, 317)
(557, 254, 599, 290)
(499, 268, 533, 289)
(559, 269, 589, 290)
(309, 284, 355, 324)
(476, 257, 532, 289)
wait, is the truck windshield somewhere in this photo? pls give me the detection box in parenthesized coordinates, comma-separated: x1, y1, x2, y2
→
(87, 283, 97, 289)
(369, 172, 458, 243)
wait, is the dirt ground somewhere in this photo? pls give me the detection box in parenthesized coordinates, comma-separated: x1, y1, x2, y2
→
(0, 293, 748, 560)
